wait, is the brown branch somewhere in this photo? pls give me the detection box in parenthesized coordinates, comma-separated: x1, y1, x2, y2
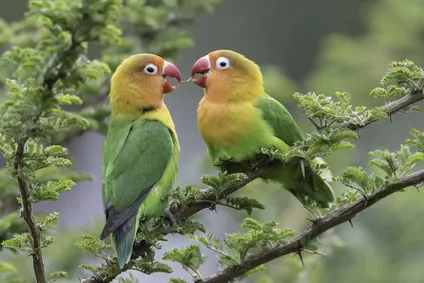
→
(13, 140, 46, 283)
(81, 86, 424, 283)
(197, 169, 424, 283)
(335, 90, 424, 130)
(10, 30, 84, 283)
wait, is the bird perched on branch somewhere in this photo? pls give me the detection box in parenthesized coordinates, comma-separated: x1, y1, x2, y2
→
(100, 54, 181, 268)
(191, 49, 334, 208)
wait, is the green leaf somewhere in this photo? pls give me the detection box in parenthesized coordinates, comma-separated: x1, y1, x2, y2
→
(0, 262, 16, 274)
(49, 271, 68, 282)
(163, 245, 205, 279)
(30, 180, 76, 202)
(75, 234, 110, 256)
(1, 232, 32, 252)
(163, 245, 206, 271)
(224, 196, 265, 215)
(201, 172, 247, 197)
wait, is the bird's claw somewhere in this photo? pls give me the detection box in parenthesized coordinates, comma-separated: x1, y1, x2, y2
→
(164, 208, 178, 228)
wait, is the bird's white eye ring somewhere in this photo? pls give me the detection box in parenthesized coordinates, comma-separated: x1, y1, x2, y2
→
(143, 63, 158, 75)
(216, 57, 230, 70)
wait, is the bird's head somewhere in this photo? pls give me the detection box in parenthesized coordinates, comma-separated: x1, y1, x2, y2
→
(190, 50, 263, 102)
(110, 53, 181, 113)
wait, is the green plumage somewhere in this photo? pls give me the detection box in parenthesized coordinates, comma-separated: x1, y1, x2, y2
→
(101, 115, 179, 268)
(255, 96, 334, 207)
(214, 95, 334, 208)
(194, 50, 334, 209)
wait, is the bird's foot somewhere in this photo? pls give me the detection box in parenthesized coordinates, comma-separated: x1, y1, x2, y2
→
(164, 208, 178, 229)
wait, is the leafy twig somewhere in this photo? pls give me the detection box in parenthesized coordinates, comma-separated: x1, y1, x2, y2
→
(335, 90, 424, 130)
(80, 85, 424, 283)
(196, 169, 424, 283)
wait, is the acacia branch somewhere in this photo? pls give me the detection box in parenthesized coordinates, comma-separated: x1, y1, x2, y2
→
(10, 33, 83, 283)
(197, 169, 424, 283)
(81, 88, 424, 283)
(13, 139, 47, 283)
(336, 90, 424, 130)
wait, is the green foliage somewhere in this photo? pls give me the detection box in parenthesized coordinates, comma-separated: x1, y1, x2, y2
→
(192, 218, 296, 278)
(1, 0, 424, 282)
(167, 172, 265, 216)
(224, 196, 265, 215)
(168, 278, 188, 283)
(292, 128, 358, 160)
(75, 234, 110, 258)
(336, 166, 384, 197)
(379, 60, 424, 91)
(77, 233, 172, 278)
(335, 133, 424, 198)
(1, 233, 33, 253)
(294, 91, 388, 129)
(407, 129, 424, 152)
(163, 245, 205, 280)
(202, 172, 248, 198)
(369, 145, 424, 180)
(0, 261, 15, 274)
(118, 274, 138, 283)
(0, 0, 220, 281)
(0, 212, 26, 250)
(49, 271, 68, 282)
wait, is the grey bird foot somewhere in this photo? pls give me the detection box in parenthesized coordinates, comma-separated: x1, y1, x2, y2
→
(164, 208, 178, 228)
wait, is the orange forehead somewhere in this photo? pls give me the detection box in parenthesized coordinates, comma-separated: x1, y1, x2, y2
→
(208, 51, 220, 66)
(150, 56, 164, 72)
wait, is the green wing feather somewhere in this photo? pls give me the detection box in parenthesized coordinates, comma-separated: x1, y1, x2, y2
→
(255, 95, 304, 146)
(255, 95, 334, 208)
(101, 117, 173, 267)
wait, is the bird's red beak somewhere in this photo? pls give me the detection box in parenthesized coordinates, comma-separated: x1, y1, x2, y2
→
(162, 61, 182, 94)
(191, 55, 211, 88)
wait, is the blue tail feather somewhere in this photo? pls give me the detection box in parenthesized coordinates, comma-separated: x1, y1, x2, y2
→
(114, 214, 137, 269)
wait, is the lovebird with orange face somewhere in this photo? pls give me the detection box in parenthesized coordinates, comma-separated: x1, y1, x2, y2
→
(191, 50, 334, 208)
(100, 54, 181, 268)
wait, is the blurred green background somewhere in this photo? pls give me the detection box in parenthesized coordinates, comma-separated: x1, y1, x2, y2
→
(1, 0, 424, 282)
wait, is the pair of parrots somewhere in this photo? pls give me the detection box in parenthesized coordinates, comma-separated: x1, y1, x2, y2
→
(100, 50, 335, 268)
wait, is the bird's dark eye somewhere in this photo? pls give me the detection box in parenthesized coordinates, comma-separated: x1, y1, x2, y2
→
(216, 57, 230, 70)
(143, 63, 158, 75)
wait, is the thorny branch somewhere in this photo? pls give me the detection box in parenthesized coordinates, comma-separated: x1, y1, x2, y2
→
(196, 169, 424, 283)
(13, 139, 47, 283)
(81, 80, 424, 283)
(11, 36, 83, 283)
(336, 90, 424, 130)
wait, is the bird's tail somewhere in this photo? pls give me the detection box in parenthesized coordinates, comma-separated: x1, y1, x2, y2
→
(112, 214, 138, 269)
(283, 157, 335, 208)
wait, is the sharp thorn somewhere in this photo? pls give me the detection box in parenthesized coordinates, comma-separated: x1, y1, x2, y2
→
(297, 250, 305, 267)
(389, 115, 392, 123)
(348, 219, 354, 228)
(300, 159, 306, 180)
(306, 217, 320, 225)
